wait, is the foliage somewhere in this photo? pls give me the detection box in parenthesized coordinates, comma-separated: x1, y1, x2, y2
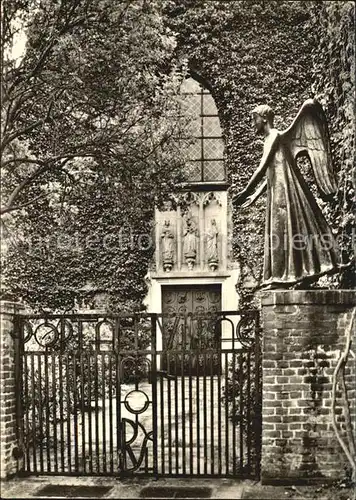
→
(222, 318, 261, 471)
(309, 1, 355, 288)
(223, 352, 261, 472)
(1, 0, 191, 311)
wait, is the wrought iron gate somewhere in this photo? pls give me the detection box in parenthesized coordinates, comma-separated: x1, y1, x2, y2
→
(15, 310, 261, 478)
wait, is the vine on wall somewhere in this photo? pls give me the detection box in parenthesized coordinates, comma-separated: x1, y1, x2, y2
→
(310, 1, 355, 288)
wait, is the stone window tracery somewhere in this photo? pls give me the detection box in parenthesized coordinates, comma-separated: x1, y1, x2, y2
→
(180, 77, 225, 183)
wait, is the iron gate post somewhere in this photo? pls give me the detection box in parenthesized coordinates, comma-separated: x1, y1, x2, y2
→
(254, 311, 262, 480)
(150, 313, 158, 477)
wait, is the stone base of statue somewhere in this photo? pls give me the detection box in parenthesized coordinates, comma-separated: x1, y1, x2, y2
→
(208, 258, 218, 271)
(185, 252, 196, 271)
(260, 289, 356, 484)
(163, 258, 173, 272)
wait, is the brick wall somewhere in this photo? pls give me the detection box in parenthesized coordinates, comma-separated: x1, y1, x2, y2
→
(260, 290, 356, 484)
(0, 301, 23, 479)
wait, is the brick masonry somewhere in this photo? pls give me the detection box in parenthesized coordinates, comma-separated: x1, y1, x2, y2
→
(260, 290, 356, 484)
(0, 301, 23, 479)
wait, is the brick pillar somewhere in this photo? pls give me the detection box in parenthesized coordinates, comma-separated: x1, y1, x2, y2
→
(261, 290, 356, 484)
(0, 301, 23, 479)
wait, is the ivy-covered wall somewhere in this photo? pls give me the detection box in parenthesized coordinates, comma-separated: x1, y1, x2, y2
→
(3, 1, 353, 313)
(164, 0, 355, 305)
(310, 1, 355, 288)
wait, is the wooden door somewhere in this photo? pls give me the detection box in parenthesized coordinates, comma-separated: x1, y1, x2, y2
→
(161, 285, 221, 375)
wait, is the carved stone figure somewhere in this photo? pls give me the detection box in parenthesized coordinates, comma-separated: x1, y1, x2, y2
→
(206, 219, 219, 271)
(183, 216, 198, 270)
(232, 99, 340, 288)
(161, 220, 175, 272)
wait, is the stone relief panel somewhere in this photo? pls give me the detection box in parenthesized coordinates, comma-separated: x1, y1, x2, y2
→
(154, 191, 230, 274)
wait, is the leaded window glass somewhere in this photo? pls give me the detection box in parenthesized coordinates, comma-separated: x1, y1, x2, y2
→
(181, 77, 225, 182)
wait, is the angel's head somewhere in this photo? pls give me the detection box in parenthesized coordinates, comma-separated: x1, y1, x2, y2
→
(251, 104, 274, 134)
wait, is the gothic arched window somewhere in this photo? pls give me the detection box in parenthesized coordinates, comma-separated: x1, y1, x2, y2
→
(181, 77, 225, 183)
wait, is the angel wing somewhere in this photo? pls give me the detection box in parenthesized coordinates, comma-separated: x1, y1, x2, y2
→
(281, 99, 337, 197)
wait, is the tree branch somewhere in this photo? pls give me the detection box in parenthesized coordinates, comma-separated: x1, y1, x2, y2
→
(1, 157, 44, 169)
(0, 151, 96, 216)
(1, 165, 48, 215)
(2, 193, 50, 214)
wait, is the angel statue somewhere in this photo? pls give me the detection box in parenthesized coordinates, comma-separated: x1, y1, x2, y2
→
(232, 99, 341, 288)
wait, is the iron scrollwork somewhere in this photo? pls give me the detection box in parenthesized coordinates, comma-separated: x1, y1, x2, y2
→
(119, 419, 154, 473)
(236, 314, 257, 349)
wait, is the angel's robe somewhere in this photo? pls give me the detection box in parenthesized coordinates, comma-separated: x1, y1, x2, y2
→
(263, 130, 339, 285)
